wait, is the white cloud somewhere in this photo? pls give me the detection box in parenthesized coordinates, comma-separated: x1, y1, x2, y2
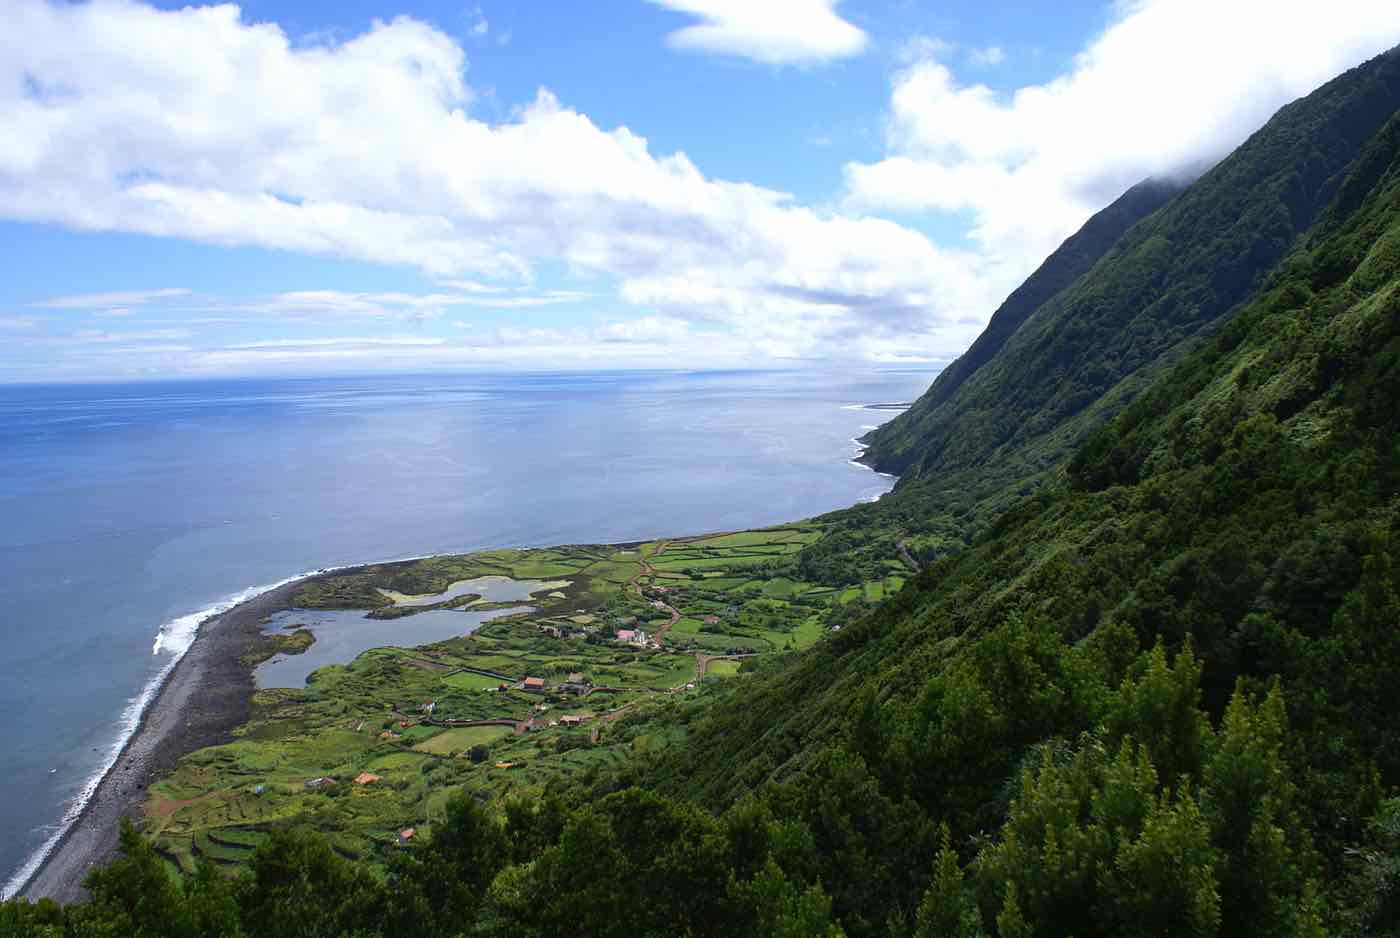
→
(230, 335, 446, 349)
(30, 288, 192, 309)
(0, 315, 41, 328)
(5, 0, 1399, 380)
(197, 288, 594, 320)
(898, 36, 952, 65)
(845, 0, 1400, 289)
(967, 45, 1004, 67)
(72, 328, 191, 342)
(0, 0, 966, 366)
(179, 318, 764, 373)
(644, 0, 867, 65)
(469, 6, 488, 38)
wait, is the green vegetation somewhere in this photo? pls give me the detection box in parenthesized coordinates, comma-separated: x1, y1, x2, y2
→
(9, 44, 1400, 938)
(126, 528, 874, 879)
(237, 628, 314, 667)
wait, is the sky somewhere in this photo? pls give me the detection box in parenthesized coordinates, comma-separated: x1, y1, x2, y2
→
(2, 0, 1399, 382)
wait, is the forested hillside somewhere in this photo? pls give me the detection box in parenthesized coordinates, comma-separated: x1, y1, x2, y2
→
(862, 48, 1400, 486)
(863, 175, 1184, 469)
(625, 94, 1400, 937)
(6, 46, 1400, 938)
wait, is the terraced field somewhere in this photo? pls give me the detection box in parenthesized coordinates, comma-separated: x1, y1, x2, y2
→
(142, 525, 903, 875)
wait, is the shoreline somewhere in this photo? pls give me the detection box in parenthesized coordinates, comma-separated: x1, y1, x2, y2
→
(16, 579, 308, 904)
(9, 542, 705, 902)
(12, 408, 909, 903)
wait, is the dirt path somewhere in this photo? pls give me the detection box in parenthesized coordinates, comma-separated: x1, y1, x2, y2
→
(897, 539, 920, 573)
(590, 699, 646, 742)
(627, 542, 683, 641)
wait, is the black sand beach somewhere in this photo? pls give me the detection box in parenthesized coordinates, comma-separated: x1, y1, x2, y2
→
(17, 579, 309, 904)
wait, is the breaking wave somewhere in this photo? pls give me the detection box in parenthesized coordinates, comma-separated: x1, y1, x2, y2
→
(2, 566, 340, 900)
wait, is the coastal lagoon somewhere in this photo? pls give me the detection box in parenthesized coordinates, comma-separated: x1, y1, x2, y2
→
(0, 368, 929, 891)
(256, 605, 531, 689)
(258, 574, 562, 687)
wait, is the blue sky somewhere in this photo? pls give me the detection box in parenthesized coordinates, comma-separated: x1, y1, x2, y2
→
(2, 0, 1398, 382)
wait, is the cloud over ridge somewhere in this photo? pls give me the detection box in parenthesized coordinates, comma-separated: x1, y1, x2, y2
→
(644, 0, 868, 64)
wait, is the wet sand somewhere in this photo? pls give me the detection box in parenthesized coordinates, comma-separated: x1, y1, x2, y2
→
(17, 579, 308, 903)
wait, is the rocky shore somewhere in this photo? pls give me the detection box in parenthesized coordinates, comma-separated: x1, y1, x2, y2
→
(17, 579, 308, 904)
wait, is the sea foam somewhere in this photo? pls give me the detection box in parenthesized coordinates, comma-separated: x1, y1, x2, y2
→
(2, 566, 335, 901)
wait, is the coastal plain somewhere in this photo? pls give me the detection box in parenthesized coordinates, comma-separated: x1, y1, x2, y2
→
(110, 526, 907, 883)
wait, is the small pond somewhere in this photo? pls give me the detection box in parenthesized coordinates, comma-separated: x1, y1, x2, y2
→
(256, 576, 570, 688)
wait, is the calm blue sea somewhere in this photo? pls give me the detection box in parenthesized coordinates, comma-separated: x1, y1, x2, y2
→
(0, 368, 930, 893)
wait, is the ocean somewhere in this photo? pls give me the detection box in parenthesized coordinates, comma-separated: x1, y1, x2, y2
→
(0, 367, 930, 893)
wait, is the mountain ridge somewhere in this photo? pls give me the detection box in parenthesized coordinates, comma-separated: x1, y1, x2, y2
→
(863, 46, 1400, 489)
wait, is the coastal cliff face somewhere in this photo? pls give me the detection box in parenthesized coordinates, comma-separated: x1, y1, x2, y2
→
(858, 175, 1185, 463)
(860, 47, 1400, 485)
(8, 45, 1400, 938)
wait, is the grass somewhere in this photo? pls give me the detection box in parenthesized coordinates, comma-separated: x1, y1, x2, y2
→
(413, 726, 513, 755)
(705, 660, 743, 678)
(442, 671, 507, 691)
(142, 532, 897, 876)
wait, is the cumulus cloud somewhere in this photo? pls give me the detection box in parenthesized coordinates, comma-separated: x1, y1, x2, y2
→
(0, 0, 970, 365)
(644, 0, 867, 65)
(845, 0, 1400, 287)
(5, 0, 1399, 379)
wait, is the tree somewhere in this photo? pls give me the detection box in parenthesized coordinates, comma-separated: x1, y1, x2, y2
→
(69, 820, 240, 938)
(235, 827, 382, 938)
(913, 825, 980, 938)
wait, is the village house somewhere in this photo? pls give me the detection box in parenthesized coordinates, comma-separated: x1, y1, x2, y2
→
(353, 772, 382, 786)
(304, 776, 335, 790)
(560, 714, 591, 726)
(520, 676, 547, 693)
(398, 828, 415, 846)
(419, 700, 436, 715)
(559, 670, 590, 694)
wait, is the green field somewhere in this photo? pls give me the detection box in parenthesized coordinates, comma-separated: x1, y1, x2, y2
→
(142, 529, 903, 874)
(412, 726, 513, 755)
(442, 671, 507, 691)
